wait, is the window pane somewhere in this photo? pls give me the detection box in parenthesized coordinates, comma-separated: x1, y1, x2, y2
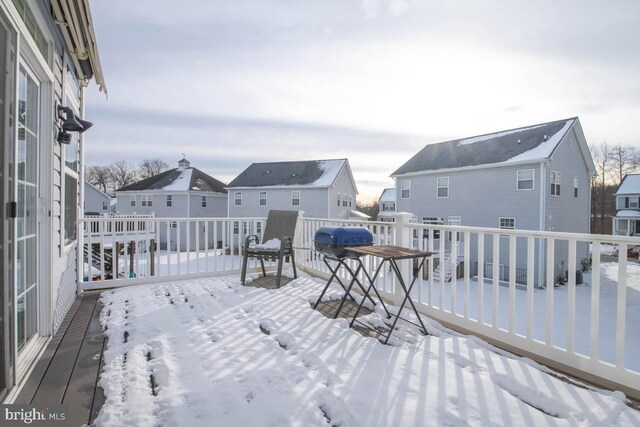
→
(65, 174, 77, 242)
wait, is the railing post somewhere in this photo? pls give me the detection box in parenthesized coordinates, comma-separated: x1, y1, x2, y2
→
(393, 212, 414, 305)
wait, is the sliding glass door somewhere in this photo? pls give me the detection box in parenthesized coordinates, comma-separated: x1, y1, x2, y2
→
(15, 64, 39, 363)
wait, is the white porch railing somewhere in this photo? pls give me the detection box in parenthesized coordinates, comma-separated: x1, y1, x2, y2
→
(78, 214, 640, 399)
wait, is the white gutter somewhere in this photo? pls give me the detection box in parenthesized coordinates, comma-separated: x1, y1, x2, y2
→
(538, 161, 547, 287)
(391, 157, 554, 179)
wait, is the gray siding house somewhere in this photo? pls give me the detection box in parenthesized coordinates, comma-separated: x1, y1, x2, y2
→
(612, 174, 640, 236)
(392, 117, 596, 285)
(227, 159, 360, 220)
(0, 0, 105, 401)
(115, 158, 227, 250)
(84, 181, 111, 214)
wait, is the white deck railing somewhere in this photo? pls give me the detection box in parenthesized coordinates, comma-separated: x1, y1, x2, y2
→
(78, 214, 640, 399)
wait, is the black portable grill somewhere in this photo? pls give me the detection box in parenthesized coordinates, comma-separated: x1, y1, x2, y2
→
(313, 226, 374, 258)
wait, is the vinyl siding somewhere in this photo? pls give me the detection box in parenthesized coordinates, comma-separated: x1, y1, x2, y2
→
(227, 187, 329, 218)
(327, 163, 357, 219)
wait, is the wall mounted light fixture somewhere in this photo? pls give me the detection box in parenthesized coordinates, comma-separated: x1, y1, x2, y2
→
(57, 105, 94, 144)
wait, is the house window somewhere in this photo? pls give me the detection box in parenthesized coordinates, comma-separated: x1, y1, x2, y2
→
(291, 191, 300, 206)
(256, 221, 262, 235)
(447, 216, 461, 242)
(130, 195, 136, 207)
(337, 192, 341, 206)
(259, 191, 267, 206)
(499, 217, 516, 229)
(102, 201, 108, 210)
(166, 195, 172, 207)
(141, 195, 152, 207)
(64, 175, 77, 242)
(233, 221, 239, 235)
(401, 180, 411, 199)
(342, 194, 347, 207)
(201, 196, 207, 207)
(574, 177, 578, 198)
(234, 191, 242, 206)
(630, 198, 639, 209)
(422, 217, 444, 239)
(437, 177, 449, 198)
(517, 169, 534, 190)
(348, 196, 352, 208)
(550, 171, 560, 196)
(170, 221, 177, 229)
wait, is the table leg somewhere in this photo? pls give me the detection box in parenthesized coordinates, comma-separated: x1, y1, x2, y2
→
(384, 259, 428, 343)
(349, 260, 391, 328)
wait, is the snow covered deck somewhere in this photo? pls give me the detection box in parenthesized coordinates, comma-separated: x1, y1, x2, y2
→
(88, 273, 639, 426)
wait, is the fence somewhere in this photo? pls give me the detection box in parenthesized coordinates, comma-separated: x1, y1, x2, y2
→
(78, 213, 640, 399)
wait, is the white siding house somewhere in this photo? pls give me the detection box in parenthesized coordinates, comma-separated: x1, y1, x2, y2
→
(612, 174, 640, 236)
(377, 188, 396, 222)
(0, 0, 105, 401)
(84, 181, 110, 214)
(115, 158, 227, 250)
(227, 159, 360, 220)
(392, 117, 596, 285)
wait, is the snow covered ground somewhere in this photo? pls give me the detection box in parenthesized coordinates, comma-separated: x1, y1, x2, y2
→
(95, 273, 640, 426)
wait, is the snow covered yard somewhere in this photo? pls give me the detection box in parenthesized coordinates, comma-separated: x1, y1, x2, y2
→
(94, 274, 640, 426)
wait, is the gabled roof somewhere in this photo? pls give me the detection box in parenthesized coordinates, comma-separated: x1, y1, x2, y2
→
(227, 159, 349, 188)
(615, 174, 640, 195)
(392, 118, 578, 176)
(116, 167, 227, 193)
(379, 188, 396, 203)
(84, 180, 110, 198)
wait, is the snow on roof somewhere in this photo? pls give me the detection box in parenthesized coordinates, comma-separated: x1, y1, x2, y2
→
(458, 124, 546, 146)
(227, 159, 348, 188)
(505, 120, 574, 163)
(162, 169, 193, 191)
(615, 210, 640, 218)
(378, 211, 395, 217)
(349, 210, 371, 219)
(616, 175, 640, 195)
(379, 188, 396, 202)
(312, 159, 346, 186)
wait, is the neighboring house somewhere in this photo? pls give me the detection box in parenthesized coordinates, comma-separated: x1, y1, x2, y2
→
(392, 117, 596, 285)
(115, 158, 227, 250)
(612, 174, 640, 236)
(84, 180, 110, 214)
(226, 159, 360, 220)
(0, 0, 105, 401)
(377, 188, 396, 222)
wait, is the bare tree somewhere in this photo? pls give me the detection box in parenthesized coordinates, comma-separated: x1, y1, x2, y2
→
(609, 144, 639, 186)
(139, 158, 170, 180)
(591, 142, 615, 233)
(110, 160, 138, 190)
(86, 165, 113, 194)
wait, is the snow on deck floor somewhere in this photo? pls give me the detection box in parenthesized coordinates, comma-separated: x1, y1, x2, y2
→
(95, 274, 640, 426)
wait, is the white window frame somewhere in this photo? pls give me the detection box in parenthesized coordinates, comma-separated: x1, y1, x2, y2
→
(166, 194, 172, 207)
(573, 177, 578, 198)
(499, 217, 516, 229)
(422, 217, 444, 239)
(342, 194, 347, 207)
(201, 195, 207, 207)
(141, 195, 152, 207)
(102, 201, 108, 210)
(233, 221, 239, 235)
(630, 198, 639, 209)
(130, 195, 136, 207)
(401, 179, 411, 199)
(337, 192, 341, 206)
(550, 171, 560, 196)
(291, 191, 300, 206)
(437, 176, 449, 198)
(517, 169, 535, 190)
(259, 191, 267, 206)
(170, 221, 177, 229)
(447, 216, 461, 242)
(234, 191, 242, 206)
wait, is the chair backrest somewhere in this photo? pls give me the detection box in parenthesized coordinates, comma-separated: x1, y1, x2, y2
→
(262, 210, 299, 243)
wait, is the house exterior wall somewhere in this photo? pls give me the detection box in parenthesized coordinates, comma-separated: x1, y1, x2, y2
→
(84, 183, 110, 214)
(227, 187, 329, 218)
(394, 125, 592, 285)
(327, 164, 357, 219)
(1, 0, 101, 399)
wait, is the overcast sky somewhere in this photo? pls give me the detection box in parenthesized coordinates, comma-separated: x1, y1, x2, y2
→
(84, 0, 640, 202)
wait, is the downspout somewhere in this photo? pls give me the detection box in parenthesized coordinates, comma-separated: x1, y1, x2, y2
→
(537, 161, 546, 287)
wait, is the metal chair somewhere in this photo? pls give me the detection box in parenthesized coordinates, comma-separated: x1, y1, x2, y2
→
(240, 210, 299, 288)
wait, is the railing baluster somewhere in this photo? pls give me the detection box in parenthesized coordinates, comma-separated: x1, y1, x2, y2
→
(546, 238, 555, 346)
(492, 233, 500, 328)
(617, 244, 627, 370)
(509, 234, 516, 333)
(590, 242, 601, 361)
(463, 231, 470, 319)
(477, 232, 484, 324)
(567, 239, 577, 353)
(526, 236, 535, 340)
